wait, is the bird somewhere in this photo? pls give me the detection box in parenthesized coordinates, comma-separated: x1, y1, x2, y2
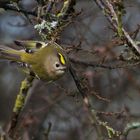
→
(0, 40, 69, 81)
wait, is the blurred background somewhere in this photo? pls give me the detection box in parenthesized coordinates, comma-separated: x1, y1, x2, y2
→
(0, 0, 140, 139)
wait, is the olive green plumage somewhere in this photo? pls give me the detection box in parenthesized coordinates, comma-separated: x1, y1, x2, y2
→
(0, 41, 69, 81)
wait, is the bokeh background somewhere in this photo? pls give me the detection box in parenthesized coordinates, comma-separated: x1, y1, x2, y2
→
(0, 0, 140, 139)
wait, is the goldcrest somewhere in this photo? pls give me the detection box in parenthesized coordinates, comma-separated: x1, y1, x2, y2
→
(0, 40, 69, 81)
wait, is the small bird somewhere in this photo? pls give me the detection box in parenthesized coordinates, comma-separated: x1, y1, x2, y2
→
(0, 40, 69, 81)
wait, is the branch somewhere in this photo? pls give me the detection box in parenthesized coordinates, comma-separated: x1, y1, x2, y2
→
(69, 65, 104, 140)
(93, 0, 140, 54)
(69, 64, 121, 139)
(123, 122, 140, 139)
(8, 75, 34, 138)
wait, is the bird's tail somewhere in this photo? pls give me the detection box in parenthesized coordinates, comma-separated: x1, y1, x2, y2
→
(0, 45, 23, 62)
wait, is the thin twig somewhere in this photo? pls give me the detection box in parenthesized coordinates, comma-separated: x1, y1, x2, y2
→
(69, 57, 140, 69)
(43, 122, 52, 140)
(123, 122, 140, 139)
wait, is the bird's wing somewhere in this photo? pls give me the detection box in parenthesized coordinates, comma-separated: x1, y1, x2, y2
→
(14, 40, 47, 53)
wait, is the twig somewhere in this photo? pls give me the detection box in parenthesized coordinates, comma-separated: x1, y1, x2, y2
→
(131, 25, 140, 39)
(123, 122, 140, 139)
(90, 91, 110, 103)
(0, 126, 6, 140)
(69, 57, 140, 69)
(52, 0, 76, 38)
(45, 0, 55, 14)
(57, 0, 75, 20)
(43, 122, 52, 140)
(99, 121, 121, 139)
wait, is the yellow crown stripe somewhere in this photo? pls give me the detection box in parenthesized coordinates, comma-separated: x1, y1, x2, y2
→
(58, 53, 65, 65)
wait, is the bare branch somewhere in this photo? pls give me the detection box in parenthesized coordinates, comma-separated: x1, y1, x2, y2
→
(8, 75, 34, 138)
(93, 0, 140, 54)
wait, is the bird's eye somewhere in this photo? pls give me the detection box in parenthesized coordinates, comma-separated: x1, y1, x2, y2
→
(55, 63, 60, 68)
(36, 42, 42, 49)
